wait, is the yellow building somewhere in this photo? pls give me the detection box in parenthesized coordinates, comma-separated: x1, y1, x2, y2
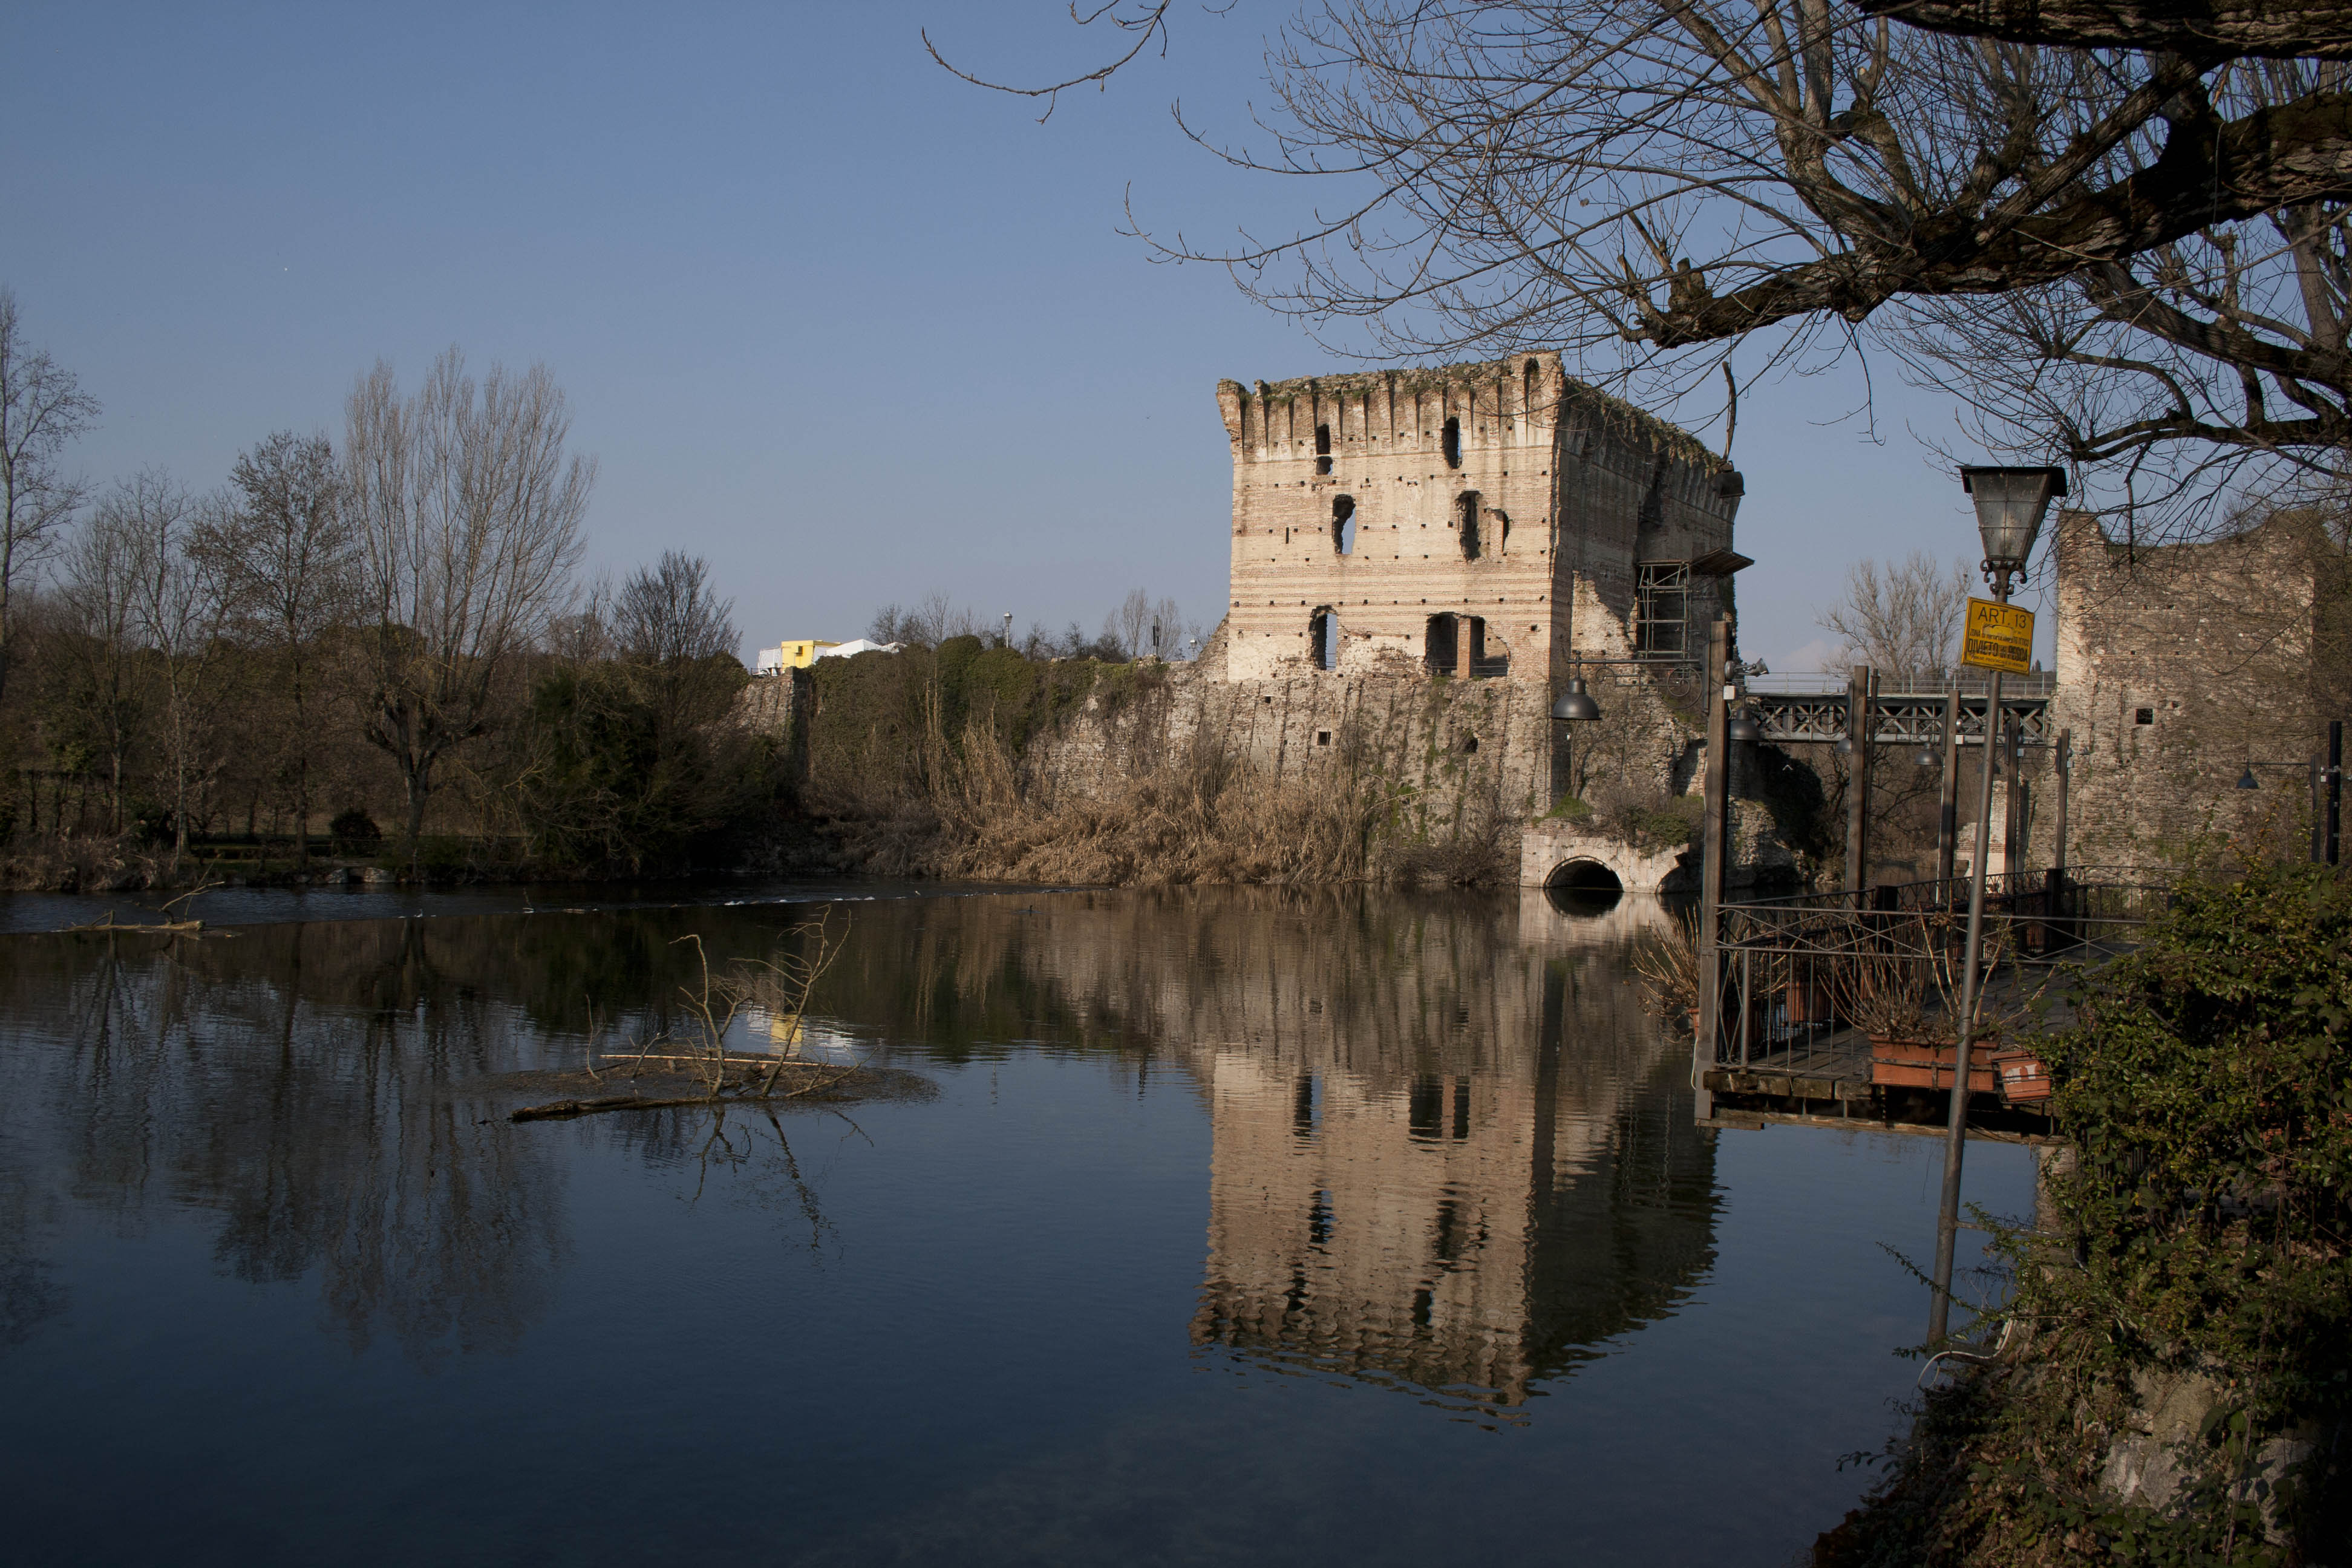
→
(756, 638, 839, 674)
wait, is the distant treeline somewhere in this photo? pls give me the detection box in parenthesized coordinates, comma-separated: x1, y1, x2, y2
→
(0, 298, 1194, 888)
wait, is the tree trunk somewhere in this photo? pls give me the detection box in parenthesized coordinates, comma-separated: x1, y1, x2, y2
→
(403, 769, 430, 867)
(293, 759, 310, 868)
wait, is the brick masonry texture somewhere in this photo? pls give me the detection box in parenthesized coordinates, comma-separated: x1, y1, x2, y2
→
(1215, 352, 1744, 685)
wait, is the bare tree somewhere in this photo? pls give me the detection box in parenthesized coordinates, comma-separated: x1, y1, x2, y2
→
(1818, 551, 1972, 679)
(870, 592, 983, 649)
(613, 550, 742, 750)
(1109, 587, 1152, 661)
(1099, 589, 1190, 659)
(613, 550, 737, 665)
(122, 477, 235, 868)
(343, 350, 593, 860)
(0, 288, 99, 704)
(1869, 57, 2352, 539)
(56, 492, 143, 833)
(207, 431, 354, 863)
(940, 4, 2352, 425)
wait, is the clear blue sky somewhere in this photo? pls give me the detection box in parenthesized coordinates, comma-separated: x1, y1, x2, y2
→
(0, 0, 2045, 670)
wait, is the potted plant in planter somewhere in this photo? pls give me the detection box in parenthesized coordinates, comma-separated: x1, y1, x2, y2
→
(1828, 913, 2008, 1096)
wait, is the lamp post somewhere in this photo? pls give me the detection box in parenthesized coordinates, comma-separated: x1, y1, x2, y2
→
(1550, 672, 1603, 803)
(1927, 465, 2066, 1347)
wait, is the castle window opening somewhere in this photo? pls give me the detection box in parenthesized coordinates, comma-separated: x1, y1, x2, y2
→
(1408, 1074, 1444, 1140)
(1310, 607, 1339, 671)
(1464, 615, 1508, 679)
(1332, 495, 1357, 555)
(1316, 729, 1332, 746)
(1315, 422, 1333, 475)
(1462, 734, 1479, 753)
(2135, 707, 2155, 725)
(1635, 561, 1693, 660)
(1424, 613, 1459, 676)
(1442, 416, 1462, 469)
(1458, 492, 1483, 560)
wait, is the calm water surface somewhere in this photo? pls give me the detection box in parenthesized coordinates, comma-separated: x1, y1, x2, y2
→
(0, 886, 2032, 1566)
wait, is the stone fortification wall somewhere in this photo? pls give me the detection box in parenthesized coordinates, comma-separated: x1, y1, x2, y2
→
(2045, 509, 2351, 870)
(1021, 653, 1557, 826)
(1216, 353, 1743, 684)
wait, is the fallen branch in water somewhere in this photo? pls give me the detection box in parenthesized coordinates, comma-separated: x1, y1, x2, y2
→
(508, 1061, 870, 1122)
(512, 915, 861, 1123)
(512, 1093, 712, 1122)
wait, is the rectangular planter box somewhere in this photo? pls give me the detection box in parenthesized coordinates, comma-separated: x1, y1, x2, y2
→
(1870, 1037, 2001, 1096)
(1987, 1048, 2053, 1104)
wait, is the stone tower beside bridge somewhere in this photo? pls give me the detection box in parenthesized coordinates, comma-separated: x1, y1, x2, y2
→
(1213, 352, 1748, 684)
(987, 353, 1783, 893)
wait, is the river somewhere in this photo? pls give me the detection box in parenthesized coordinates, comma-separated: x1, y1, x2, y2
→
(0, 883, 2033, 1566)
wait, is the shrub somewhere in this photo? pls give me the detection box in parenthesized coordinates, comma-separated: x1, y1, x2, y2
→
(1826, 864, 2352, 1563)
(329, 808, 382, 855)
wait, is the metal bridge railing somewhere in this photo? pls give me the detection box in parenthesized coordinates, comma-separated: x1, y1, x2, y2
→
(1707, 869, 2165, 1080)
(1742, 670, 2059, 698)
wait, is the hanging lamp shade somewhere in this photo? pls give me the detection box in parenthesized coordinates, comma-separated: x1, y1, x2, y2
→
(1551, 677, 1602, 724)
(2237, 766, 2261, 790)
(1725, 707, 1763, 745)
(1913, 744, 1939, 768)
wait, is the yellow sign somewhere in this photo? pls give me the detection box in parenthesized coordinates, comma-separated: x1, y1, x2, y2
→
(1961, 598, 2035, 675)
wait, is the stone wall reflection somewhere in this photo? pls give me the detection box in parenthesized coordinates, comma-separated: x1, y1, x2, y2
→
(810, 887, 1723, 1410)
(1174, 890, 1717, 1407)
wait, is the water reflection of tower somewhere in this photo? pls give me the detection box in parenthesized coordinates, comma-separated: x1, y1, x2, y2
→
(1186, 893, 1719, 1408)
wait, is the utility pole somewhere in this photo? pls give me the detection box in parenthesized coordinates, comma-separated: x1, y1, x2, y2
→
(1936, 689, 1961, 890)
(1930, 463, 2062, 1346)
(1844, 666, 1875, 902)
(2331, 720, 2344, 867)
(1693, 618, 1731, 1122)
(2051, 728, 2069, 876)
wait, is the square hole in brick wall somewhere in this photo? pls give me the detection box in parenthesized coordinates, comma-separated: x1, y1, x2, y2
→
(1316, 731, 1332, 746)
(2135, 708, 2155, 725)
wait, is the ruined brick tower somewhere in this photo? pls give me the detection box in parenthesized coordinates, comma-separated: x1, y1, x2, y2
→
(1214, 352, 1746, 683)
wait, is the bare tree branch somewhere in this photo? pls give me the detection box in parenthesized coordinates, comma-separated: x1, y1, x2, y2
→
(0, 287, 99, 705)
(1858, 0, 2352, 62)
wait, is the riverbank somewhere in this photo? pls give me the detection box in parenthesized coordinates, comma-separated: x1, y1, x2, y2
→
(1816, 864, 2352, 1565)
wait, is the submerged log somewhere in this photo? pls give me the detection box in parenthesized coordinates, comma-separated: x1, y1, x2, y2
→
(510, 1093, 713, 1122)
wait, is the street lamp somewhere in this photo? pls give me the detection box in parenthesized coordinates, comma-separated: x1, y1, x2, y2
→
(1929, 463, 2068, 1350)
(1551, 674, 1602, 807)
(1959, 466, 2067, 603)
(1725, 707, 1762, 745)
(1550, 675, 1602, 724)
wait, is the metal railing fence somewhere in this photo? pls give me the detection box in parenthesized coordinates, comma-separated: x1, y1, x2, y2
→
(1707, 869, 2165, 1076)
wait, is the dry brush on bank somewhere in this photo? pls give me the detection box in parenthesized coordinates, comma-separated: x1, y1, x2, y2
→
(795, 635, 1512, 888)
